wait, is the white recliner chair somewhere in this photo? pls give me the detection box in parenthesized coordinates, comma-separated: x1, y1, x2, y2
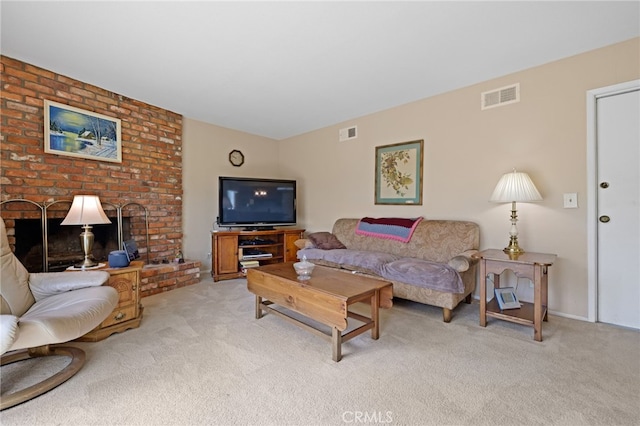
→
(0, 218, 119, 410)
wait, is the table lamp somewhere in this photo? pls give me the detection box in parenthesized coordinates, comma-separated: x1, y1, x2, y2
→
(490, 169, 542, 254)
(61, 195, 111, 268)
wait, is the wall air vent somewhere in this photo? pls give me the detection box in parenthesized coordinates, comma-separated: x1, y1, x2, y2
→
(339, 125, 357, 142)
(481, 83, 520, 110)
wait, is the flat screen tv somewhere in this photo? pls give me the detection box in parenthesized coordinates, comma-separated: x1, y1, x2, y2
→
(218, 177, 297, 230)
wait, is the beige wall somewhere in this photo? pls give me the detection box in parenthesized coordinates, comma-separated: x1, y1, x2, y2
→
(277, 37, 639, 320)
(182, 119, 280, 271)
(183, 37, 638, 319)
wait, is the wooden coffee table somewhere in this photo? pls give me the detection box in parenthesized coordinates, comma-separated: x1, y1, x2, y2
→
(246, 262, 393, 362)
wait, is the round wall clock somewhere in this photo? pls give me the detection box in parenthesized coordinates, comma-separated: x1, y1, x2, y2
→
(228, 149, 244, 167)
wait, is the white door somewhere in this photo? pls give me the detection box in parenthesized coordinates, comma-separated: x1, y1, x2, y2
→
(596, 88, 640, 329)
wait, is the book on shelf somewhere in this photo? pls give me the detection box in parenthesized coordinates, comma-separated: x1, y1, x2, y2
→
(240, 260, 260, 275)
(240, 260, 260, 268)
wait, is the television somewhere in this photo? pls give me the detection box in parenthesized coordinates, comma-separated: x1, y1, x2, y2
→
(218, 177, 297, 230)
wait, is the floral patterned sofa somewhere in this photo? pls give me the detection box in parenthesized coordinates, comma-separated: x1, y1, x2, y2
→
(297, 218, 480, 322)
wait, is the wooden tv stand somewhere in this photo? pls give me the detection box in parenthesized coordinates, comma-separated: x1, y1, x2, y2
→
(211, 228, 304, 281)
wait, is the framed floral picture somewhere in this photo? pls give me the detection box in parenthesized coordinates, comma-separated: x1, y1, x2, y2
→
(375, 139, 424, 205)
(44, 100, 122, 163)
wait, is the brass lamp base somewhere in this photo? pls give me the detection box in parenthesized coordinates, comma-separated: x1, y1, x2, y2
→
(503, 237, 525, 255)
(74, 225, 98, 269)
(74, 257, 98, 269)
(503, 202, 525, 255)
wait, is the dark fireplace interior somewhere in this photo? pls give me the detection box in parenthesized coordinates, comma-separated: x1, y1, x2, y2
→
(15, 217, 132, 272)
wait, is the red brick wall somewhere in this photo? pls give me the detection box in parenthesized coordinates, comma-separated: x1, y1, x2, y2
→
(140, 261, 202, 298)
(1, 55, 184, 263)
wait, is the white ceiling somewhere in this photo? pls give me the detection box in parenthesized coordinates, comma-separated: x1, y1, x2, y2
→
(2, 1, 639, 140)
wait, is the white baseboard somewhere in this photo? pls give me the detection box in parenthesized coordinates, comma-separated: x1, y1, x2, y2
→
(547, 309, 590, 322)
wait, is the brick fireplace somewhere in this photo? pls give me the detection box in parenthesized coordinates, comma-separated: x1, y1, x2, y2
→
(1, 55, 201, 297)
(13, 215, 124, 272)
(4, 199, 143, 272)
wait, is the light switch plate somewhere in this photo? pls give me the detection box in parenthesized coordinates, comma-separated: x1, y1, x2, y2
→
(563, 193, 578, 208)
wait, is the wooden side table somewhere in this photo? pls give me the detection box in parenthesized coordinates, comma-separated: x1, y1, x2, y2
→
(474, 249, 557, 341)
(72, 260, 144, 342)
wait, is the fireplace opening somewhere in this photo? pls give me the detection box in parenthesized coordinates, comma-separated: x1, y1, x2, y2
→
(15, 217, 132, 272)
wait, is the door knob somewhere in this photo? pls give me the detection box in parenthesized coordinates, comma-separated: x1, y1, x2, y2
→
(600, 182, 610, 189)
(599, 215, 610, 223)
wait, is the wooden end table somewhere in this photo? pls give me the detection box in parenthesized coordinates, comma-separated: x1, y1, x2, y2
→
(69, 260, 144, 341)
(474, 249, 557, 341)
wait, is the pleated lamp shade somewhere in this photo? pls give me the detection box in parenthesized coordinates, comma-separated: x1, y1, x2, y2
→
(61, 195, 111, 225)
(490, 170, 542, 203)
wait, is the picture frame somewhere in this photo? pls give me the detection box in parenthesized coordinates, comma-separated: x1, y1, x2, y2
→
(494, 287, 521, 310)
(375, 139, 424, 205)
(123, 239, 140, 261)
(44, 100, 122, 163)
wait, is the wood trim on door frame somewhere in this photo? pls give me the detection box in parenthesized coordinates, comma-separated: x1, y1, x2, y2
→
(585, 79, 640, 322)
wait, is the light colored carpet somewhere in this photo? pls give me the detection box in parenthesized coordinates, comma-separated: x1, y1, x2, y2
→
(2, 276, 639, 426)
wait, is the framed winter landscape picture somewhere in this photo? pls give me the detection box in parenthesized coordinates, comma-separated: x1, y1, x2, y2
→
(44, 100, 122, 163)
(375, 139, 424, 205)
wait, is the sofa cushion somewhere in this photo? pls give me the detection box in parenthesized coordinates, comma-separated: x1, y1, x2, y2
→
(294, 238, 315, 249)
(0, 314, 18, 355)
(380, 258, 464, 293)
(1, 219, 35, 316)
(447, 255, 470, 272)
(332, 218, 480, 263)
(299, 248, 400, 275)
(29, 271, 110, 302)
(11, 286, 118, 350)
(307, 232, 346, 250)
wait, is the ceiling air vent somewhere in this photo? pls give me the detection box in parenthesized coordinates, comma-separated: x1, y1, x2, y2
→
(339, 125, 357, 142)
(481, 83, 520, 110)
